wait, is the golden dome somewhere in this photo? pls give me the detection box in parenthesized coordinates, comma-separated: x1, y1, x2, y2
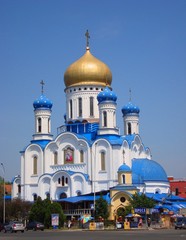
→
(64, 47, 112, 88)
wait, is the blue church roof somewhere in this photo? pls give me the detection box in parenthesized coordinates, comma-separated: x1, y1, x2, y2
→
(33, 94, 53, 110)
(122, 101, 140, 116)
(132, 158, 168, 183)
(118, 164, 131, 172)
(97, 86, 117, 103)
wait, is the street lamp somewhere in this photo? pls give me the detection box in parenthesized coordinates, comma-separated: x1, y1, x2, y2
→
(92, 143, 97, 220)
(1, 163, 5, 223)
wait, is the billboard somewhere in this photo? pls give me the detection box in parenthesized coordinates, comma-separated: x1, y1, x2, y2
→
(51, 214, 59, 226)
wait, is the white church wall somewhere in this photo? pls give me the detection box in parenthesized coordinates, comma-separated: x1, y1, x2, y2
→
(144, 181, 170, 194)
(24, 145, 43, 183)
(65, 86, 101, 121)
(38, 176, 51, 199)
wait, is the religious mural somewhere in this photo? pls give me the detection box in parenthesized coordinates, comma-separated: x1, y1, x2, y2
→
(64, 147, 74, 164)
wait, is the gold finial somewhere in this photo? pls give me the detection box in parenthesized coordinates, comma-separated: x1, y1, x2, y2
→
(129, 88, 132, 101)
(40, 80, 45, 94)
(85, 30, 90, 49)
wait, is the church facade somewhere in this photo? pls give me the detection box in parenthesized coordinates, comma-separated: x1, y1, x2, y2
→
(12, 34, 170, 204)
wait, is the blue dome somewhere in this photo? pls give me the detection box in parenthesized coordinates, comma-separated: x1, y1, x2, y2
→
(132, 158, 168, 184)
(33, 94, 53, 110)
(97, 86, 117, 103)
(118, 164, 131, 172)
(122, 101, 140, 116)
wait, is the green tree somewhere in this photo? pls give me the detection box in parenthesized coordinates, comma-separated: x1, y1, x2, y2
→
(95, 195, 109, 221)
(29, 197, 65, 228)
(44, 200, 65, 228)
(29, 196, 45, 223)
(129, 193, 156, 209)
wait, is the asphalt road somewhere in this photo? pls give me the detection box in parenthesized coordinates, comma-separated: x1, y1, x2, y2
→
(0, 229, 186, 240)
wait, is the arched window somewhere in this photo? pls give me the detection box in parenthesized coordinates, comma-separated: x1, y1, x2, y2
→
(103, 111, 107, 127)
(77, 191, 81, 196)
(122, 174, 125, 184)
(80, 150, 84, 163)
(155, 189, 160, 194)
(59, 192, 67, 199)
(46, 192, 50, 199)
(38, 118, 41, 132)
(33, 156, 37, 175)
(48, 118, 50, 133)
(128, 122, 131, 134)
(65, 177, 68, 184)
(70, 99, 73, 118)
(101, 152, 106, 171)
(58, 178, 61, 184)
(113, 111, 116, 127)
(54, 152, 58, 165)
(62, 176, 65, 186)
(90, 97, 94, 116)
(33, 193, 37, 201)
(78, 97, 82, 117)
(18, 184, 21, 194)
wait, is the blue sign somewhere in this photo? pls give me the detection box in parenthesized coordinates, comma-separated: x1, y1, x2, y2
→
(150, 208, 159, 213)
(134, 208, 146, 214)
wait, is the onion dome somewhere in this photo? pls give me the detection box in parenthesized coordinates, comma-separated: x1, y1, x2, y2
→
(64, 47, 112, 88)
(118, 164, 131, 172)
(97, 86, 117, 103)
(132, 158, 168, 183)
(33, 94, 53, 110)
(121, 101, 140, 116)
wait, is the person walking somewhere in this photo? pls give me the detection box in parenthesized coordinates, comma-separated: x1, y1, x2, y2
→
(147, 218, 151, 228)
(68, 220, 71, 229)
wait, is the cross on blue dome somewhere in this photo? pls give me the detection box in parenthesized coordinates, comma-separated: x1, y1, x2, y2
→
(97, 86, 117, 103)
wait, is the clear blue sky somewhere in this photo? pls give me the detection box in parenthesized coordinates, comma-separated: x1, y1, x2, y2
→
(0, 0, 186, 181)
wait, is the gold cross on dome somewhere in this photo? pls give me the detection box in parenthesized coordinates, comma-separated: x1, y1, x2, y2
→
(40, 80, 45, 94)
(85, 30, 90, 48)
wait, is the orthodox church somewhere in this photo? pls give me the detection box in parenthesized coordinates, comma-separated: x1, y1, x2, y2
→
(12, 32, 170, 210)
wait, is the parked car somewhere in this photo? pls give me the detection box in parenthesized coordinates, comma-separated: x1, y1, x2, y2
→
(26, 221, 44, 231)
(0, 223, 4, 232)
(175, 217, 186, 229)
(4, 221, 25, 233)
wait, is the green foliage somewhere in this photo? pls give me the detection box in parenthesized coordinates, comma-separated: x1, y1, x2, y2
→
(129, 193, 156, 209)
(29, 196, 45, 223)
(95, 195, 109, 221)
(117, 205, 132, 219)
(29, 197, 65, 228)
(44, 200, 65, 228)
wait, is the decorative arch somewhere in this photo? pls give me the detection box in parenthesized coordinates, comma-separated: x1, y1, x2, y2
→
(59, 192, 67, 199)
(76, 190, 82, 196)
(155, 188, 161, 194)
(33, 193, 37, 201)
(46, 192, 50, 199)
